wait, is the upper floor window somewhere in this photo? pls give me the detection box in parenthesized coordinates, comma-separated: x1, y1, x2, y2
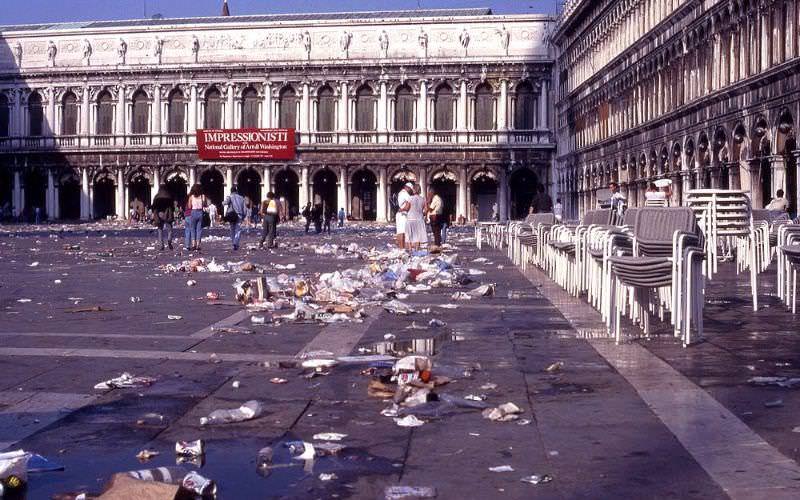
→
(131, 90, 149, 134)
(355, 85, 375, 132)
(278, 87, 297, 129)
(434, 84, 454, 131)
(474, 83, 495, 131)
(28, 92, 43, 136)
(394, 85, 414, 131)
(168, 88, 185, 133)
(515, 82, 536, 129)
(0, 94, 9, 137)
(61, 92, 78, 135)
(241, 87, 259, 128)
(204, 87, 223, 129)
(96, 90, 113, 135)
(317, 85, 335, 132)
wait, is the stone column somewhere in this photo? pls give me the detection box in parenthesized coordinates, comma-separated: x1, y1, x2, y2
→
(188, 84, 198, 143)
(189, 166, 196, 187)
(116, 85, 126, 142)
(223, 167, 232, 199)
(457, 166, 468, 220)
(116, 168, 124, 218)
(338, 166, 348, 214)
(377, 166, 387, 222)
(46, 87, 56, 137)
(770, 156, 786, 198)
(152, 169, 161, 204)
(80, 167, 89, 220)
(262, 166, 271, 201)
(225, 83, 235, 129)
(457, 79, 468, 131)
(46, 170, 54, 219)
(299, 166, 309, 209)
(338, 81, 348, 133)
(300, 83, 310, 135)
(262, 82, 272, 128)
(378, 82, 388, 132)
(81, 85, 90, 138)
(152, 84, 161, 138)
(418, 79, 428, 144)
(498, 80, 508, 131)
(499, 166, 508, 221)
(419, 166, 428, 200)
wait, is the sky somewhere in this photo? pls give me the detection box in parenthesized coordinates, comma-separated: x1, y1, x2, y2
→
(0, 0, 563, 25)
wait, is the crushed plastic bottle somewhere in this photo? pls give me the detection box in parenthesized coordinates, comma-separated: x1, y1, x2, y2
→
(199, 400, 264, 426)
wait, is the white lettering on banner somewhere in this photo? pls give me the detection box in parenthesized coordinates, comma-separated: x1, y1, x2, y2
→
(202, 130, 289, 143)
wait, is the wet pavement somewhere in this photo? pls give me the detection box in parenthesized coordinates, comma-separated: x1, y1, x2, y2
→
(1, 221, 799, 498)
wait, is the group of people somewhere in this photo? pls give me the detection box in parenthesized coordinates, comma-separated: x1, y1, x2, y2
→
(150, 184, 282, 252)
(394, 182, 449, 252)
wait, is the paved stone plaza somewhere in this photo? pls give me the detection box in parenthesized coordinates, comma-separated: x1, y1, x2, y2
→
(1, 222, 800, 498)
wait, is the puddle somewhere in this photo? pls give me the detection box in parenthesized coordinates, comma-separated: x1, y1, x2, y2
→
(358, 330, 466, 356)
(538, 382, 595, 396)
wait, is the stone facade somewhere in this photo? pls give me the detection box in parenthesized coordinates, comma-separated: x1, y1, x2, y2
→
(0, 9, 555, 222)
(553, 0, 800, 219)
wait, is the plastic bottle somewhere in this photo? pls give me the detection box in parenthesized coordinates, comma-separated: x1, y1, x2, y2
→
(199, 400, 263, 425)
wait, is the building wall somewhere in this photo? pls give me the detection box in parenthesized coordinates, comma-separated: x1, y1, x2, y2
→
(0, 11, 556, 222)
(554, 0, 800, 219)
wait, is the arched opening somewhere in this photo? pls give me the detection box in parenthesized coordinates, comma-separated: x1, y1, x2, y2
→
(241, 87, 259, 128)
(0, 94, 10, 137)
(350, 169, 377, 221)
(204, 87, 223, 129)
(777, 110, 796, 216)
(274, 169, 299, 217)
(470, 170, 498, 221)
(474, 83, 495, 131)
(0, 168, 14, 217)
(237, 167, 261, 210)
(278, 87, 297, 129)
(430, 170, 457, 222)
(96, 90, 114, 135)
(355, 85, 376, 132)
(434, 84, 454, 131)
(317, 85, 335, 132)
(311, 168, 338, 213)
(61, 92, 78, 135)
(514, 81, 536, 129)
(58, 173, 81, 220)
(165, 173, 188, 207)
(28, 92, 44, 136)
(128, 172, 151, 217)
(685, 140, 696, 190)
(22, 169, 47, 219)
(509, 168, 540, 218)
(167, 88, 186, 134)
(394, 85, 414, 131)
(131, 90, 149, 134)
(93, 174, 116, 219)
(200, 169, 224, 210)
(389, 169, 417, 221)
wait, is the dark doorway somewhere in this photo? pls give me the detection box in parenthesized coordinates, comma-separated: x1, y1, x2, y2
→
(786, 136, 797, 217)
(237, 168, 261, 208)
(0, 168, 12, 218)
(23, 169, 47, 220)
(165, 175, 188, 207)
(760, 158, 772, 208)
(274, 169, 299, 217)
(351, 169, 377, 220)
(471, 173, 498, 221)
(509, 168, 540, 219)
(430, 172, 457, 223)
(59, 175, 81, 220)
(129, 173, 151, 214)
(312, 169, 337, 213)
(200, 169, 224, 210)
(93, 176, 116, 219)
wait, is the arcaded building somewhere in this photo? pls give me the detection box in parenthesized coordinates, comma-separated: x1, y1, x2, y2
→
(553, 0, 800, 219)
(0, 8, 554, 222)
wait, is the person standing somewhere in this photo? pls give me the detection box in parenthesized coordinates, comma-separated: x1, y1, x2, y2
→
(259, 192, 279, 249)
(402, 184, 428, 251)
(312, 204, 324, 233)
(185, 184, 206, 251)
(302, 203, 312, 233)
(553, 197, 563, 222)
(428, 187, 444, 250)
(151, 187, 174, 250)
(207, 202, 218, 227)
(338, 207, 345, 227)
(223, 186, 246, 251)
(395, 182, 413, 248)
(323, 205, 334, 233)
(34, 206, 41, 224)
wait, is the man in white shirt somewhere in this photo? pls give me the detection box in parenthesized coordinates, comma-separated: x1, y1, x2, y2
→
(553, 198, 563, 222)
(207, 202, 218, 227)
(766, 189, 789, 212)
(396, 183, 413, 248)
(428, 188, 444, 248)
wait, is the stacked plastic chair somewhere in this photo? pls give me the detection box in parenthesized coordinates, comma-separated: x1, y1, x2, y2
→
(507, 213, 555, 270)
(777, 225, 800, 313)
(606, 208, 705, 347)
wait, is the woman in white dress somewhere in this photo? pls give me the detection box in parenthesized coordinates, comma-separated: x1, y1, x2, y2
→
(402, 184, 428, 250)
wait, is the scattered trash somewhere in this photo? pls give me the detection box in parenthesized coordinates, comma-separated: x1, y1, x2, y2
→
(792, 426, 800, 433)
(748, 376, 800, 388)
(520, 474, 553, 485)
(301, 359, 338, 370)
(270, 378, 288, 384)
(29, 262, 39, 267)
(53, 279, 62, 284)
(129, 296, 142, 303)
(318, 473, 337, 481)
(384, 333, 397, 340)
(480, 383, 498, 390)
(135, 449, 159, 462)
(206, 291, 220, 300)
(186, 280, 197, 287)
(0, 450, 30, 496)
(428, 319, 446, 328)
(384, 300, 414, 315)
(175, 440, 204, 457)
(286, 441, 315, 460)
(482, 402, 523, 422)
(99, 473, 180, 499)
(200, 400, 264, 425)
(489, 465, 515, 472)
(167, 315, 183, 320)
(764, 399, 784, 408)
(94, 372, 156, 390)
(312, 433, 347, 441)
(136, 413, 166, 426)
(16, 298, 32, 303)
(394, 415, 425, 427)
(546, 361, 564, 373)
(385, 486, 437, 499)
(26, 453, 64, 473)
(251, 315, 267, 324)
(66, 305, 112, 313)
(231, 380, 241, 388)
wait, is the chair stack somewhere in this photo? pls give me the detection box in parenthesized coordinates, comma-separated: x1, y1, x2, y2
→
(777, 225, 800, 313)
(507, 213, 555, 270)
(543, 210, 611, 295)
(606, 208, 705, 346)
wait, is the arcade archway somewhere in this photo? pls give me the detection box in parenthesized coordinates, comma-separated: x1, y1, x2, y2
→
(23, 169, 47, 220)
(470, 171, 498, 221)
(164, 172, 188, 207)
(128, 172, 151, 217)
(237, 167, 261, 210)
(0, 169, 12, 218)
(200, 169, 224, 210)
(59, 173, 81, 220)
(93, 175, 116, 220)
(312, 168, 338, 213)
(351, 169, 377, 221)
(509, 168, 540, 219)
(430, 170, 457, 222)
(274, 169, 299, 218)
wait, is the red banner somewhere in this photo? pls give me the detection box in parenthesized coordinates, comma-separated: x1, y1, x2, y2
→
(197, 128, 295, 160)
